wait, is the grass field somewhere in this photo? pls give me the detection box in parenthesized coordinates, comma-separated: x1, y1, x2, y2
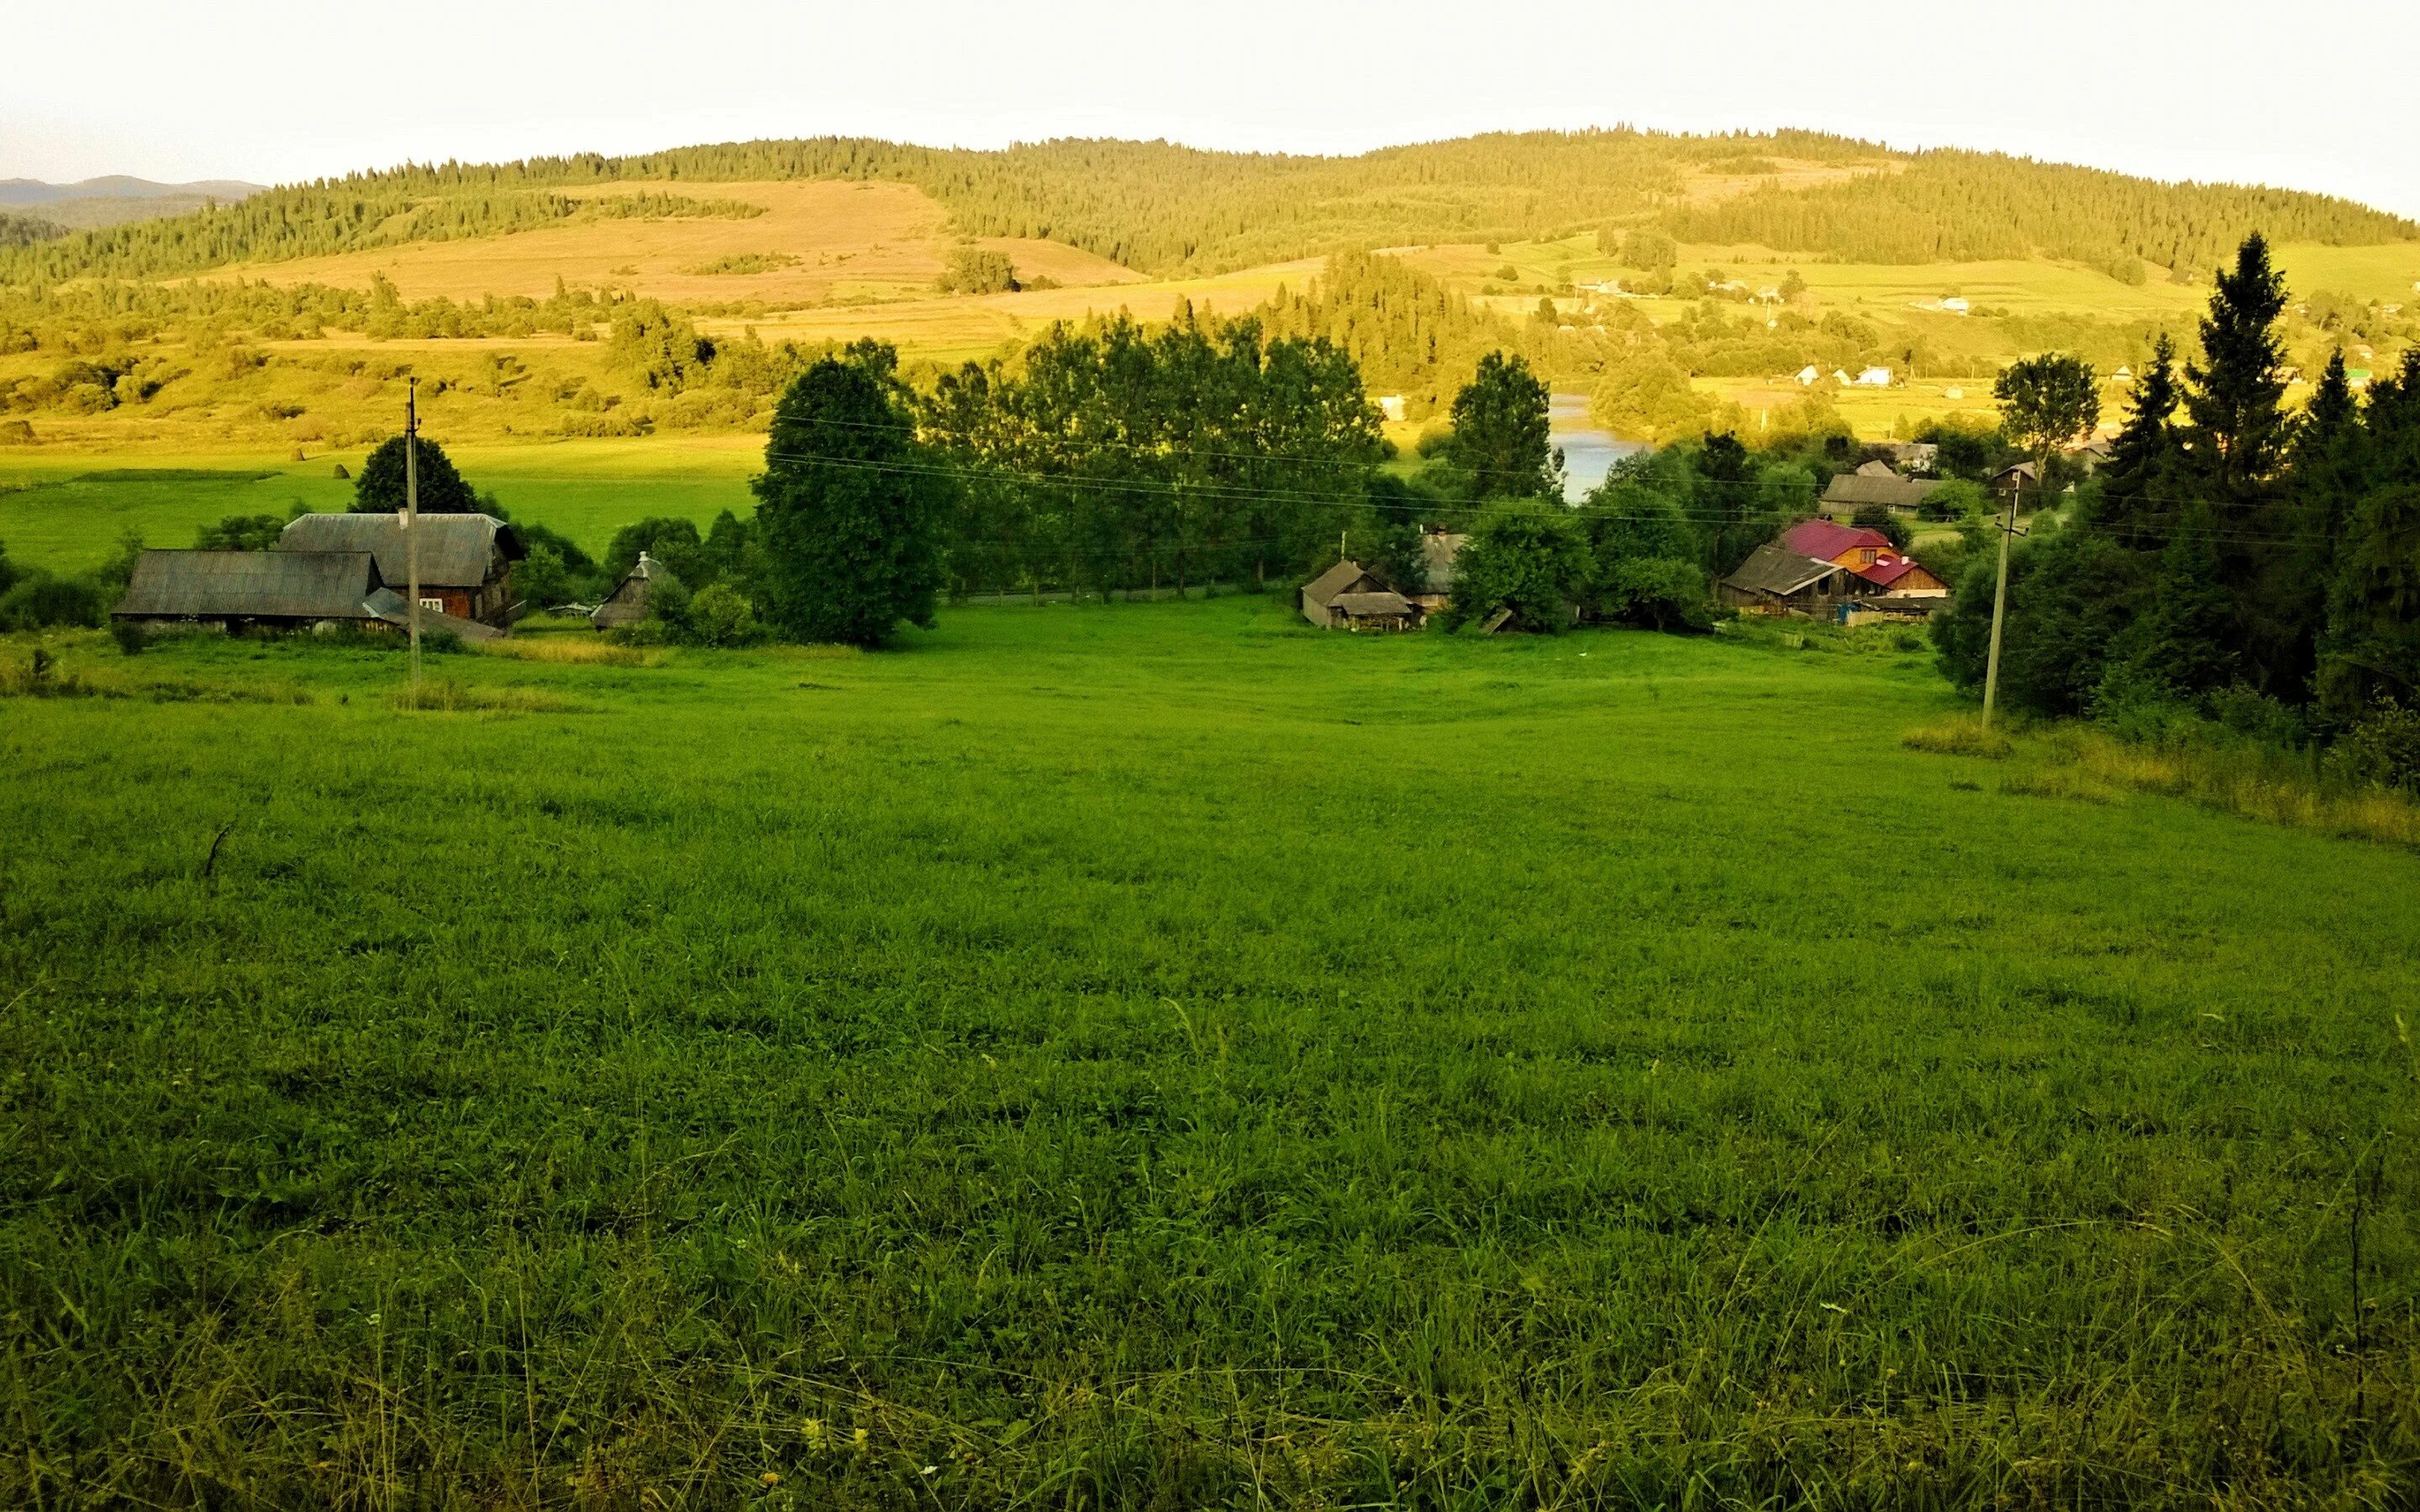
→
(2, 601, 2415, 1506)
(0, 440, 762, 570)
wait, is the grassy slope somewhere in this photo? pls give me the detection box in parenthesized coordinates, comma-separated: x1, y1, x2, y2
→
(2, 601, 2415, 1505)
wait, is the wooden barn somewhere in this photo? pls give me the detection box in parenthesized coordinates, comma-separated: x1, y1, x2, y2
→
(1300, 559, 1391, 627)
(277, 512, 525, 627)
(1719, 543, 1863, 617)
(111, 549, 501, 638)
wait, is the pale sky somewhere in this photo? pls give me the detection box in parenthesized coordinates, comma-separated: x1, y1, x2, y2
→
(8, 1, 2417, 221)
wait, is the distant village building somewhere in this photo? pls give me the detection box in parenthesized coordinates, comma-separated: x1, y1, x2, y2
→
(279, 512, 525, 627)
(592, 552, 676, 630)
(1797, 365, 1821, 386)
(1991, 460, 2041, 497)
(1881, 441, 1939, 474)
(1853, 366, 1893, 387)
(1719, 544, 1863, 616)
(1377, 395, 1407, 423)
(1412, 528, 1467, 616)
(1722, 522, 1950, 618)
(1939, 297, 1970, 315)
(1818, 471, 1934, 517)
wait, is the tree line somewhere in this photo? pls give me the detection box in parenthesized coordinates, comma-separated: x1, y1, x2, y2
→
(1933, 234, 2420, 759)
(12, 130, 2406, 291)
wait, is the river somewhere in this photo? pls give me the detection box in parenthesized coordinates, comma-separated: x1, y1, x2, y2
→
(1551, 392, 1644, 502)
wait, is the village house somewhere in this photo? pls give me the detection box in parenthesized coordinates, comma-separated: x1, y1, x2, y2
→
(1719, 543, 1864, 616)
(591, 552, 676, 630)
(111, 549, 501, 639)
(1410, 527, 1467, 615)
(1721, 522, 1951, 619)
(1300, 559, 1418, 630)
(1818, 469, 1933, 517)
(278, 512, 526, 627)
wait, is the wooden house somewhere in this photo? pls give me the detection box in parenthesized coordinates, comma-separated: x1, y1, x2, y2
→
(1328, 590, 1415, 631)
(1719, 543, 1863, 616)
(592, 552, 676, 630)
(277, 512, 525, 627)
(1818, 471, 1933, 517)
(1781, 518, 1896, 569)
(1300, 559, 1390, 627)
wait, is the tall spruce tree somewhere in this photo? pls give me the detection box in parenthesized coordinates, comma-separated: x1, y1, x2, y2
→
(2124, 503, 2239, 696)
(753, 346, 947, 646)
(2092, 333, 2181, 549)
(2181, 234, 2293, 509)
(2265, 350, 2368, 698)
(2317, 353, 2420, 722)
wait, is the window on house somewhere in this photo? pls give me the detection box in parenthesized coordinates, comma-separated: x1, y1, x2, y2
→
(420, 597, 445, 612)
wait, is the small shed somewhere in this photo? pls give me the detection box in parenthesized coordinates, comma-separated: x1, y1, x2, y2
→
(1719, 543, 1860, 617)
(592, 552, 676, 630)
(1329, 590, 1414, 631)
(1991, 460, 2041, 496)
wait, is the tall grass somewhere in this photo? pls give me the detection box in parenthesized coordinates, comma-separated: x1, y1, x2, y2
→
(3, 600, 2416, 1508)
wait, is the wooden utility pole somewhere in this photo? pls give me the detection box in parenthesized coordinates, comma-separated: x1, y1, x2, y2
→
(404, 380, 422, 691)
(1981, 479, 2016, 724)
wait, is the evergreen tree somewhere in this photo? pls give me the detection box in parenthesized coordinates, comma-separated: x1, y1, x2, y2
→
(351, 434, 480, 514)
(2123, 503, 2239, 696)
(2317, 354, 2420, 722)
(1449, 352, 1560, 500)
(753, 349, 947, 646)
(2091, 332, 2182, 549)
(2181, 233, 2293, 510)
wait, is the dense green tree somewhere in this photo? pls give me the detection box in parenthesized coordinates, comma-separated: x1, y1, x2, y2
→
(2181, 233, 2293, 508)
(754, 349, 947, 645)
(351, 434, 480, 515)
(1439, 498, 1590, 632)
(1993, 352, 2100, 510)
(1589, 349, 1712, 443)
(1933, 528, 2148, 716)
(194, 514, 286, 550)
(2091, 333, 2183, 548)
(602, 517, 705, 586)
(1448, 353, 1560, 500)
(2120, 504, 2238, 696)
(2317, 354, 2420, 722)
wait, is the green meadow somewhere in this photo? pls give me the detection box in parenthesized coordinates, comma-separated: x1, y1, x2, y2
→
(0, 444, 759, 572)
(3, 601, 2415, 1507)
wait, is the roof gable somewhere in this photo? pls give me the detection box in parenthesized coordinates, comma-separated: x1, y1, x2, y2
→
(278, 512, 522, 586)
(1303, 559, 1381, 606)
(1723, 543, 1849, 597)
(1781, 518, 1892, 560)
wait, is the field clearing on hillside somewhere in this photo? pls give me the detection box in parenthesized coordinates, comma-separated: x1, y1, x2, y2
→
(0, 438, 760, 568)
(707, 259, 1327, 362)
(1, 600, 2414, 1508)
(234, 180, 1144, 305)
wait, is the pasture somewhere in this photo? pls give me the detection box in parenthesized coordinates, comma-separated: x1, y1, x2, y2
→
(2, 600, 2414, 1507)
(0, 440, 759, 570)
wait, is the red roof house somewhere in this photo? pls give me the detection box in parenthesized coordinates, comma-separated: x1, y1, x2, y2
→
(1781, 518, 1895, 569)
(1854, 554, 1949, 595)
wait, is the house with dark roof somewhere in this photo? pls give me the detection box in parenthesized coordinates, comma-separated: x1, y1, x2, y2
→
(1719, 543, 1863, 615)
(1818, 470, 1936, 517)
(1301, 559, 1397, 628)
(278, 512, 525, 627)
(592, 552, 677, 630)
(112, 549, 501, 638)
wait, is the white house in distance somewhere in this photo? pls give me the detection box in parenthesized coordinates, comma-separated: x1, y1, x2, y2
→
(1376, 395, 1407, 423)
(1797, 365, 1821, 386)
(1853, 366, 1893, 387)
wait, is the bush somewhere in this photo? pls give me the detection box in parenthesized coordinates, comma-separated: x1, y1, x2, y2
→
(2325, 701, 2420, 794)
(1440, 499, 1591, 633)
(108, 617, 146, 655)
(680, 582, 764, 648)
(0, 575, 104, 631)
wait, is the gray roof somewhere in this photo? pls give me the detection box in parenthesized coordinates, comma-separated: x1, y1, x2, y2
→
(1420, 532, 1467, 590)
(278, 512, 523, 587)
(1723, 543, 1849, 597)
(591, 553, 676, 628)
(362, 588, 503, 641)
(1333, 591, 1412, 617)
(1821, 473, 1935, 508)
(1302, 558, 1378, 608)
(115, 549, 386, 620)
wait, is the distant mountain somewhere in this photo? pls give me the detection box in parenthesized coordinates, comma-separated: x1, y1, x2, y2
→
(0, 176, 264, 206)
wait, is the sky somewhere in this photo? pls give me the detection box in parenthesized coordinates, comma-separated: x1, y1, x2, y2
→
(8, 0, 2418, 219)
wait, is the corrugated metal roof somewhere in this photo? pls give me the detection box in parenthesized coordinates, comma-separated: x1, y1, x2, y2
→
(1781, 519, 1893, 560)
(1723, 543, 1846, 597)
(114, 549, 384, 620)
(278, 512, 523, 587)
(362, 588, 504, 641)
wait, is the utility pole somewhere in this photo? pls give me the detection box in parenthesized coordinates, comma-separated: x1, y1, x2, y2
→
(1981, 475, 2018, 724)
(404, 380, 422, 692)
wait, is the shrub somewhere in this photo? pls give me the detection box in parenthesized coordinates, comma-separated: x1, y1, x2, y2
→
(681, 582, 764, 648)
(108, 617, 146, 655)
(2326, 701, 2420, 794)
(0, 575, 103, 631)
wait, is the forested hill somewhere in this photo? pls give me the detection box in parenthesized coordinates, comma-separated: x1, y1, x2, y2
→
(4, 129, 2412, 288)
